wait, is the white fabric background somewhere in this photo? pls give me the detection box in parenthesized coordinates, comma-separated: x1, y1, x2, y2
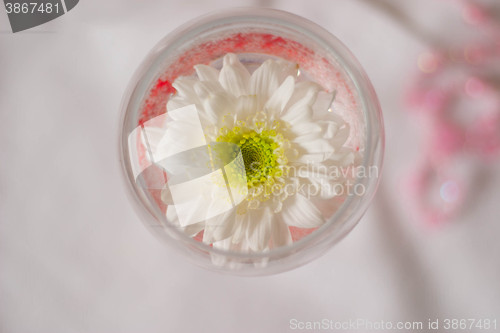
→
(1, 1, 499, 332)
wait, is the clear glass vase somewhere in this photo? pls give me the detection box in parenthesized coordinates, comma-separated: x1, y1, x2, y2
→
(119, 8, 384, 275)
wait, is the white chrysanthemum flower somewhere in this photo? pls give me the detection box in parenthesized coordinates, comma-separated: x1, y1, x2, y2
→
(150, 53, 355, 253)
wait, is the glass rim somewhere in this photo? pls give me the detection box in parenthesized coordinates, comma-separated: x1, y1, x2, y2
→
(119, 7, 385, 271)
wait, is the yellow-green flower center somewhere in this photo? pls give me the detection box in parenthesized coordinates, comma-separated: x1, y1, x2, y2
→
(216, 127, 284, 188)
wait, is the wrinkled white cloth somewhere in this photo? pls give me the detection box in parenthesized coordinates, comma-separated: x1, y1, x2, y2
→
(1, 1, 499, 332)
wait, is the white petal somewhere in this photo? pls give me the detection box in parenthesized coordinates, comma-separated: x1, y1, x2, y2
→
(142, 126, 166, 158)
(245, 208, 265, 240)
(235, 95, 259, 121)
(194, 81, 224, 99)
(291, 162, 342, 199)
(223, 53, 241, 66)
(281, 84, 319, 125)
(249, 59, 280, 107)
(203, 209, 236, 244)
(318, 120, 340, 139)
(290, 121, 322, 142)
(172, 77, 199, 98)
(166, 205, 179, 224)
(297, 177, 337, 199)
(195, 64, 220, 82)
(203, 92, 237, 125)
(271, 215, 293, 248)
(281, 106, 313, 126)
(288, 86, 318, 112)
(281, 194, 325, 228)
(184, 222, 205, 237)
(246, 208, 272, 251)
(152, 114, 205, 162)
(264, 76, 295, 115)
(295, 138, 335, 156)
(296, 152, 332, 164)
(165, 205, 204, 237)
(329, 123, 350, 148)
(328, 149, 356, 166)
(166, 96, 190, 111)
(219, 54, 250, 97)
(284, 81, 322, 112)
(166, 94, 206, 113)
(270, 196, 283, 213)
(312, 90, 336, 116)
(292, 161, 329, 179)
(167, 77, 204, 112)
(232, 211, 250, 245)
(161, 185, 174, 205)
(212, 238, 232, 252)
(165, 100, 214, 135)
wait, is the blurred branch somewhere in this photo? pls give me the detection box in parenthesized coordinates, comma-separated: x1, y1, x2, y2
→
(357, 0, 442, 47)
